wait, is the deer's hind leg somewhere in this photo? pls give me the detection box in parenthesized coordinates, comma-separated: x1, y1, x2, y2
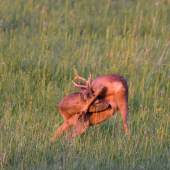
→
(115, 90, 129, 134)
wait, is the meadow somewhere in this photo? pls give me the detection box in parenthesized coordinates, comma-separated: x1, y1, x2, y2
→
(0, 0, 170, 169)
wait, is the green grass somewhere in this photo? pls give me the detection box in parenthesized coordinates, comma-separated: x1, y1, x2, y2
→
(0, 0, 170, 169)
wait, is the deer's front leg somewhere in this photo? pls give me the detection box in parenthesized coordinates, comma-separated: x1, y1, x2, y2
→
(52, 116, 76, 141)
(65, 114, 90, 141)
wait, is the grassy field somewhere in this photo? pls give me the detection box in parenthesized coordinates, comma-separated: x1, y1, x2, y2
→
(0, 0, 170, 169)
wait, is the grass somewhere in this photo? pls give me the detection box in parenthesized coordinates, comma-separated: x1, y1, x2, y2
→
(0, 0, 170, 169)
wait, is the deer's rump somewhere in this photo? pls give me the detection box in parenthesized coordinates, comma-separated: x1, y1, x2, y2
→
(91, 74, 128, 97)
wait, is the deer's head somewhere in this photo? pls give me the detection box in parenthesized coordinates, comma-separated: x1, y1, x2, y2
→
(76, 81, 91, 102)
(72, 68, 94, 103)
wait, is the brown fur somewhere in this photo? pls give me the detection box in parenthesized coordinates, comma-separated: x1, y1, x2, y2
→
(53, 74, 129, 141)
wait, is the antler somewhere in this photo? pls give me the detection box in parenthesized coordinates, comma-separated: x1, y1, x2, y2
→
(72, 68, 105, 120)
(72, 68, 93, 96)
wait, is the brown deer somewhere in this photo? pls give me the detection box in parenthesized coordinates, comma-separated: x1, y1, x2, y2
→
(52, 68, 129, 141)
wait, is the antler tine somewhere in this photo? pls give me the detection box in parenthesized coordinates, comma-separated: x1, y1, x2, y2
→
(88, 70, 92, 83)
(72, 80, 86, 88)
(72, 80, 93, 97)
(86, 70, 93, 96)
(73, 68, 93, 96)
(74, 68, 88, 83)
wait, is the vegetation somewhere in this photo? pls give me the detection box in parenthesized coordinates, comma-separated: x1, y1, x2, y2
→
(0, 0, 170, 169)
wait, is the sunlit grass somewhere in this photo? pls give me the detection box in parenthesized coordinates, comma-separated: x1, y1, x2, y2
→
(0, 0, 170, 169)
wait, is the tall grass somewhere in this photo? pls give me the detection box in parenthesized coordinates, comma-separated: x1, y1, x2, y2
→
(0, 0, 170, 169)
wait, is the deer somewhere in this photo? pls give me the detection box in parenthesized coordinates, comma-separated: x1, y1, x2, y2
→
(52, 68, 129, 141)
